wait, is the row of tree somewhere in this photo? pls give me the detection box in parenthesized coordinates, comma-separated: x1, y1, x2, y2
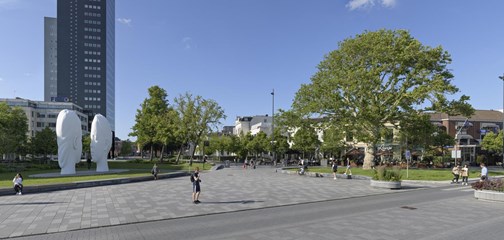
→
(129, 86, 226, 164)
(0, 102, 133, 162)
(128, 29, 478, 167)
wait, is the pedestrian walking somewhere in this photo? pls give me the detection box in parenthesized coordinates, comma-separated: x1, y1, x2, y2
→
(451, 164, 460, 184)
(344, 158, 352, 179)
(151, 164, 160, 180)
(331, 159, 338, 180)
(461, 164, 469, 185)
(244, 159, 249, 169)
(13, 173, 23, 195)
(191, 167, 202, 204)
(479, 163, 488, 181)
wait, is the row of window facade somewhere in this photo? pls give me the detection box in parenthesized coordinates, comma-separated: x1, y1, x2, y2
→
(35, 122, 87, 131)
(84, 42, 102, 48)
(84, 12, 102, 17)
(84, 4, 101, 10)
(84, 58, 101, 63)
(84, 50, 101, 55)
(84, 27, 101, 33)
(84, 35, 101, 40)
(84, 19, 101, 25)
(84, 81, 102, 86)
(85, 104, 101, 109)
(84, 97, 101, 101)
(36, 113, 58, 118)
(84, 66, 101, 71)
(85, 89, 102, 94)
(84, 74, 101, 78)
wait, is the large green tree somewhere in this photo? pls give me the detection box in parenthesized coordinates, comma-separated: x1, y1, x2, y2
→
(173, 93, 225, 165)
(321, 125, 346, 159)
(291, 123, 321, 159)
(155, 107, 179, 162)
(481, 130, 503, 157)
(268, 128, 290, 162)
(120, 139, 134, 157)
(29, 127, 57, 163)
(130, 86, 169, 161)
(292, 29, 473, 169)
(247, 131, 269, 161)
(0, 103, 28, 160)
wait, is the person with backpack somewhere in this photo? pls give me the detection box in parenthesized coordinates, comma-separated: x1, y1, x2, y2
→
(331, 159, 338, 180)
(191, 167, 202, 204)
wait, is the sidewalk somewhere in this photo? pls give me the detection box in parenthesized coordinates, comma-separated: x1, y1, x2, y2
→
(0, 171, 189, 197)
(0, 166, 429, 239)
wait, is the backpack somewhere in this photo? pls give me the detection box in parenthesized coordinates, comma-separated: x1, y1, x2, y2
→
(190, 174, 195, 183)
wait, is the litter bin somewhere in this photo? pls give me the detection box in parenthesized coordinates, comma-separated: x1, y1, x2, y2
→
(320, 159, 328, 167)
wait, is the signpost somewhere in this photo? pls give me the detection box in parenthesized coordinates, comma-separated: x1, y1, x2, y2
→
(405, 150, 411, 179)
(451, 150, 461, 159)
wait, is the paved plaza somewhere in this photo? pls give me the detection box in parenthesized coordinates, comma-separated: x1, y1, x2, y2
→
(0, 166, 500, 239)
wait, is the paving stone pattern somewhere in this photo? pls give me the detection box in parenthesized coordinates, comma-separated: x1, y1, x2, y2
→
(0, 167, 452, 238)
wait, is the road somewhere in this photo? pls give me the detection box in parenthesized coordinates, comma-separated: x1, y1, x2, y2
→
(10, 183, 504, 240)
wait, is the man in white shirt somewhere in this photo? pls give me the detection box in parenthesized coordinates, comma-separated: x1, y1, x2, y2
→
(479, 163, 488, 181)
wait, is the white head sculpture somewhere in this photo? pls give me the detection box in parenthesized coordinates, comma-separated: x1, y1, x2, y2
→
(56, 110, 83, 175)
(90, 114, 112, 172)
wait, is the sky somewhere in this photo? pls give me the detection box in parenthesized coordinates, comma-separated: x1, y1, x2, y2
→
(0, 0, 503, 141)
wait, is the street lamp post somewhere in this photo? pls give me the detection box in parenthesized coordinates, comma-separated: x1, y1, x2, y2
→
(500, 74, 504, 168)
(271, 89, 275, 166)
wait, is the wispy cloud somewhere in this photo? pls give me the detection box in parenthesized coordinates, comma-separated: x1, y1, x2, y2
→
(0, 77, 4, 82)
(117, 18, 132, 26)
(182, 37, 195, 50)
(0, 0, 19, 9)
(381, 0, 396, 8)
(346, 0, 396, 11)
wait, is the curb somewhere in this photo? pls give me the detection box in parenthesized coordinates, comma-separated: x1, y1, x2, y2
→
(279, 169, 370, 180)
(0, 171, 190, 197)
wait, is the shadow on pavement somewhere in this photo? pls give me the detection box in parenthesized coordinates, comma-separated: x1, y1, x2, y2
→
(0, 201, 66, 206)
(202, 200, 264, 204)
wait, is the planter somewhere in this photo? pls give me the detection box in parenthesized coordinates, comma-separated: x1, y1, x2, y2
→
(370, 180, 401, 189)
(474, 190, 504, 202)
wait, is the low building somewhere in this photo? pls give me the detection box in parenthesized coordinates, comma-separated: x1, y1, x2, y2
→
(234, 115, 273, 136)
(0, 97, 89, 137)
(428, 110, 503, 163)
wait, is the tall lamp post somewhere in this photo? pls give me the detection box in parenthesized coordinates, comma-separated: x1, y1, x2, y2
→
(500, 74, 504, 168)
(271, 89, 275, 166)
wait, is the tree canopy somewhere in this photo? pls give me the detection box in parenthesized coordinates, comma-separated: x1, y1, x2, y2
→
(29, 127, 57, 163)
(0, 102, 28, 159)
(292, 29, 473, 169)
(173, 92, 226, 164)
(130, 86, 170, 161)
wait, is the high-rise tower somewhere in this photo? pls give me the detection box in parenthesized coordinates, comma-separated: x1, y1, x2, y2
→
(44, 17, 58, 102)
(55, 0, 115, 131)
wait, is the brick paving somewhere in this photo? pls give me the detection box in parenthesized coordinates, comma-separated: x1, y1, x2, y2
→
(0, 166, 483, 239)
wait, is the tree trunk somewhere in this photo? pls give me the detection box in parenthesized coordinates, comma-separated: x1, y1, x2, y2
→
(150, 145, 154, 161)
(176, 146, 183, 165)
(159, 144, 165, 163)
(363, 143, 375, 170)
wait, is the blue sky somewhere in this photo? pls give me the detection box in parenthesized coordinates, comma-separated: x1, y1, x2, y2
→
(0, 0, 503, 140)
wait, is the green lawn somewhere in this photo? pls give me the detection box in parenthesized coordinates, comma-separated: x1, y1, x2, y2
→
(305, 166, 503, 181)
(0, 161, 211, 188)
